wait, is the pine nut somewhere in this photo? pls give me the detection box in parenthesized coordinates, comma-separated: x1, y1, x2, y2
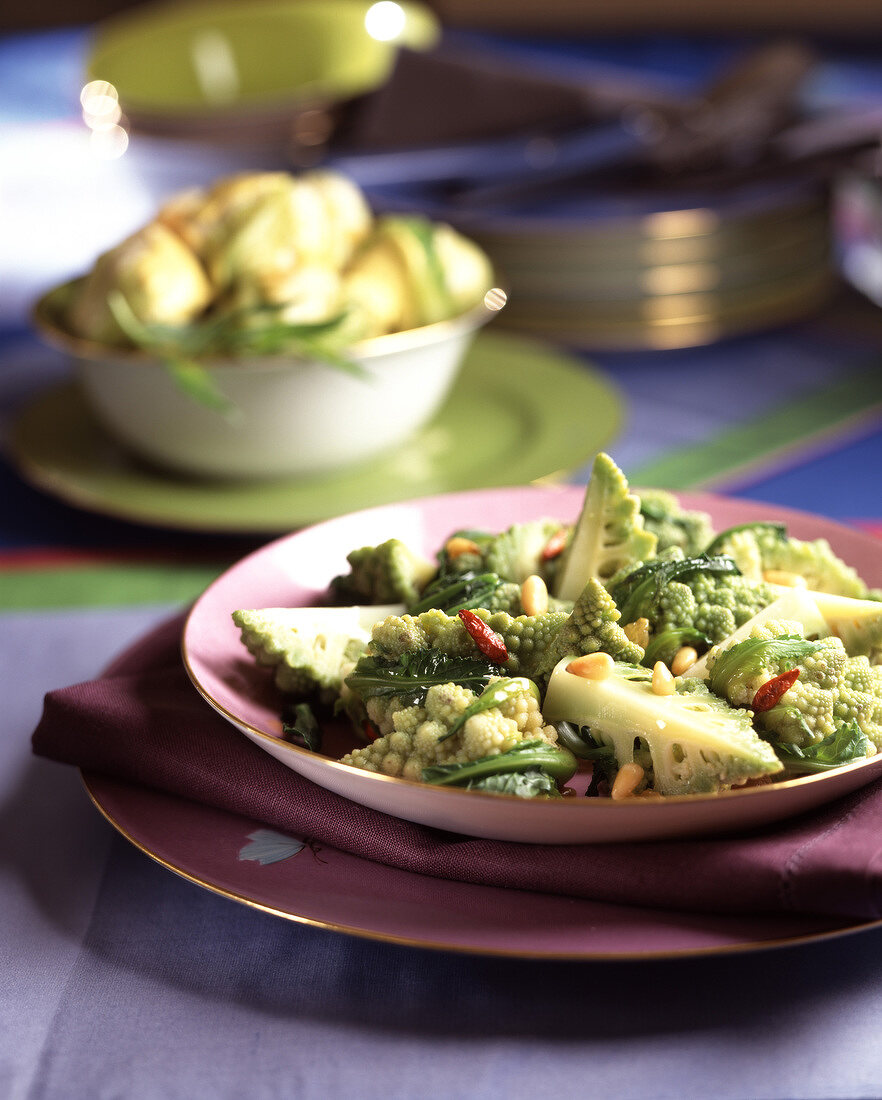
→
(566, 652, 615, 679)
(763, 569, 807, 588)
(611, 762, 645, 800)
(521, 574, 549, 617)
(671, 646, 698, 676)
(652, 660, 676, 695)
(624, 617, 650, 649)
(445, 536, 481, 559)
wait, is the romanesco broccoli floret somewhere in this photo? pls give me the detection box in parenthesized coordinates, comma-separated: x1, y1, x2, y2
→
(706, 620, 882, 751)
(368, 607, 570, 680)
(341, 678, 559, 781)
(711, 525, 870, 598)
(482, 519, 565, 584)
(638, 488, 715, 556)
(438, 520, 563, 586)
(610, 549, 774, 647)
(232, 605, 403, 700)
(537, 577, 644, 680)
(542, 657, 783, 795)
(554, 453, 657, 601)
(329, 538, 436, 605)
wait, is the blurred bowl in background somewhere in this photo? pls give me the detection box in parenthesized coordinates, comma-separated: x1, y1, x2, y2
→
(33, 282, 500, 481)
(85, 0, 439, 152)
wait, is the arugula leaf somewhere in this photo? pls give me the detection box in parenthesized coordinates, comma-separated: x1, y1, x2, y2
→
(463, 769, 562, 798)
(344, 650, 498, 707)
(281, 702, 323, 752)
(770, 720, 870, 773)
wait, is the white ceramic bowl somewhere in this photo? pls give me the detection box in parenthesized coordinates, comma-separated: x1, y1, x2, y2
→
(33, 283, 500, 480)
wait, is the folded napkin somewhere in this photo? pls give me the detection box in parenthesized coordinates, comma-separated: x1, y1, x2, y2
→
(32, 612, 882, 922)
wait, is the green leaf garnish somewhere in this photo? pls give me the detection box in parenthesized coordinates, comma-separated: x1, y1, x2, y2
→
(422, 740, 577, 786)
(708, 635, 826, 694)
(462, 769, 562, 798)
(281, 702, 323, 752)
(769, 720, 870, 773)
(107, 290, 367, 413)
(408, 571, 503, 615)
(344, 650, 498, 707)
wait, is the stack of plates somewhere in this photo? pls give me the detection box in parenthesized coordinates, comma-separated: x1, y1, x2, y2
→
(361, 175, 833, 351)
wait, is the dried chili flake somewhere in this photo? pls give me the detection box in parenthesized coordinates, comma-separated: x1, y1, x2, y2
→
(458, 608, 508, 663)
(541, 528, 568, 561)
(752, 668, 800, 713)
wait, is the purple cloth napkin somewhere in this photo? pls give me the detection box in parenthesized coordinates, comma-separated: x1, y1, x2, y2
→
(32, 612, 882, 922)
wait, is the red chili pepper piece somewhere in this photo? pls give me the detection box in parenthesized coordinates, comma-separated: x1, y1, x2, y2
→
(752, 668, 800, 713)
(541, 528, 568, 561)
(458, 608, 509, 663)
(362, 720, 379, 742)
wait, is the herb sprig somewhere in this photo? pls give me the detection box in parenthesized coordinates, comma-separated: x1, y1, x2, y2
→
(109, 292, 366, 414)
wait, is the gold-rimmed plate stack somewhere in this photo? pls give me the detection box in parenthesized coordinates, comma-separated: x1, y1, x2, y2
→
(364, 177, 834, 351)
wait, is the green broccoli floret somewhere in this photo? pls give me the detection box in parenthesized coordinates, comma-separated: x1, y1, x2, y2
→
(554, 453, 657, 601)
(329, 538, 436, 605)
(438, 519, 567, 588)
(542, 656, 783, 795)
(232, 604, 404, 700)
(339, 677, 564, 786)
(638, 488, 716, 556)
(685, 587, 829, 679)
(709, 524, 870, 598)
(537, 577, 644, 680)
(707, 620, 882, 751)
(610, 549, 774, 647)
(482, 518, 565, 584)
(368, 606, 570, 681)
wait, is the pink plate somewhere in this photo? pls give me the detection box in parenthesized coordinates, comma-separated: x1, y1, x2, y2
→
(182, 486, 882, 845)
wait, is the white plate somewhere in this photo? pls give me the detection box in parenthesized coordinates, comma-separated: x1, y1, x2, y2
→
(183, 485, 882, 843)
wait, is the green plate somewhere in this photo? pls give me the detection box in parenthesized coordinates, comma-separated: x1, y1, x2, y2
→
(9, 332, 622, 534)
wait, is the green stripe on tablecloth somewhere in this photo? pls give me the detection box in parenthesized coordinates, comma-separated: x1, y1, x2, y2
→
(0, 561, 223, 610)
(628, 367, 882, 491)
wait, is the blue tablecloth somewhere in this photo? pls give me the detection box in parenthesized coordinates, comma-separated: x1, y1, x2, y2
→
(3, 26, 882, 1100)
